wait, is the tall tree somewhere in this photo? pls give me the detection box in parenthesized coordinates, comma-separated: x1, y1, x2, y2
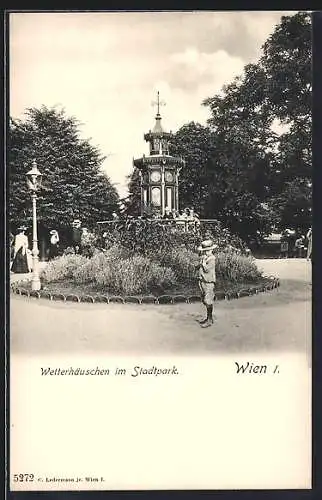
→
(9, 106, 120, 230)
(201, 11, 312, 237)
(260, 11, 311, 125)
(259, 11, 312, 229)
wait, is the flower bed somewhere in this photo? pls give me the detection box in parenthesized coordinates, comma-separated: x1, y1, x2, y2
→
(39, 245, 262, 295)
(9, 242, 281, 304)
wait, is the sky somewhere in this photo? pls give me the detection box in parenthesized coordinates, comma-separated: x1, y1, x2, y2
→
(9, 11, 294, 199)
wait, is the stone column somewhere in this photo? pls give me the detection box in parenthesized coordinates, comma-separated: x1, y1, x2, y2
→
(161, 165, 165, 216)
(175, 169, 179, 211)
(139, 170, 144, 215)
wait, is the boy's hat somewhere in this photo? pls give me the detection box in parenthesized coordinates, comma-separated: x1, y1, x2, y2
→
(197, 239, 217, 252)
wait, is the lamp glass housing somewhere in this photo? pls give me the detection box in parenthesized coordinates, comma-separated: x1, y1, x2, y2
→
(26, 162, 42, 191)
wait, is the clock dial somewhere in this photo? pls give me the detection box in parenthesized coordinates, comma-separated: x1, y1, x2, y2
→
(151, 170, 161, 182)
(165, 171, 174, 182)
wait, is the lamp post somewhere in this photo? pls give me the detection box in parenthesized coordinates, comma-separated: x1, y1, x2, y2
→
(26, 160, 43, 291)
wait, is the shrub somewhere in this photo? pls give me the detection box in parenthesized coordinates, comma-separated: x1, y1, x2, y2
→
(63, 246, 76, 255)
(157, 246, 260, 284)
(41, 254, 88, 282)
(93, 254, 176, 295)
(81, 245, 96, 258)
(99, 218, 202, 256)
(215, 251, 261, 283)
(70, 248, 175, 294)
(73, 245, 131, 284)
(201, 222, 249, 253)
(155, 246, 199, 282)
(40, 243, 261, 295)
(97, 217, 251, 258)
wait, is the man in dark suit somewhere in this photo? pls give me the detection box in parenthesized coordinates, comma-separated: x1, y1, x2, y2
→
(198, 239, 217, 328)
(71, 219, 82, 254)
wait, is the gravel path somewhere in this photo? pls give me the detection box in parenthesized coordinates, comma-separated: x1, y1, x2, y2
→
(10, 259, 311, 357)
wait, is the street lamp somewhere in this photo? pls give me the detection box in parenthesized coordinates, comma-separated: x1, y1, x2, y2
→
(26, 160, 43, 291)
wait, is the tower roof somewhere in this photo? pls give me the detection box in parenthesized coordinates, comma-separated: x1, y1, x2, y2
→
(150, 90, 166, 135)
(143, 90, 172, 143)
(153, 113, 163, 133)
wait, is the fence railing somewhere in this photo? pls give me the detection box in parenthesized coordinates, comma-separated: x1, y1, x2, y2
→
(97, 218, 220, 233)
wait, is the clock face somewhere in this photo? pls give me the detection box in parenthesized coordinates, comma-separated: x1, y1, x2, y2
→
(151, 187, 161, 206)
(151, 170, 161, 182)
(165, 171, 174, 182)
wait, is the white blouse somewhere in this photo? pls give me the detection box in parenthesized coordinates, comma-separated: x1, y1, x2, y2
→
(14, 233, 29, 256)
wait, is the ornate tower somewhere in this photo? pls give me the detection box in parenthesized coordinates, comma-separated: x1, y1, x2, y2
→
(133, 92, 185, 216)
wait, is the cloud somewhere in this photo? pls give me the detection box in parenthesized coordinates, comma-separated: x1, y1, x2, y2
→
(167, 48, 245, 92)
(199, 11, 295, 60)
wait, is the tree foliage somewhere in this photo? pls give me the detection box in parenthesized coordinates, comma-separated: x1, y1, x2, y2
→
(260, 11, 311, 124)
(9, 106, 120, 231)
(122, 168, 141, 216)
(169, 122, 215, 215)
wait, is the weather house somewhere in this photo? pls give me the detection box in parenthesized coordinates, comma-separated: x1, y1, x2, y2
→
(133, 92, 185, 216)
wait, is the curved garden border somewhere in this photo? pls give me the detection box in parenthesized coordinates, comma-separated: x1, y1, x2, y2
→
(10, 276, 280, 305)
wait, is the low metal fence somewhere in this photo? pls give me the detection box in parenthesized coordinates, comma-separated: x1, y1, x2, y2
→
(96, 218, 221, 233)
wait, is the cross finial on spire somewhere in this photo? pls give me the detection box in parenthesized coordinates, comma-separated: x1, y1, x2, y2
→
(151, 91, 166, 115)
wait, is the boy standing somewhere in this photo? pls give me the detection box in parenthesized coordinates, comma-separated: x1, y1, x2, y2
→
(198, 239, 217, 328)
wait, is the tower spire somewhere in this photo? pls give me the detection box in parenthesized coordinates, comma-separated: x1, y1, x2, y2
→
(151, 91, 166, 117)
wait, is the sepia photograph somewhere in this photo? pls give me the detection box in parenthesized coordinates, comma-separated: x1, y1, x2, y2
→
(8, 10, 312, 491)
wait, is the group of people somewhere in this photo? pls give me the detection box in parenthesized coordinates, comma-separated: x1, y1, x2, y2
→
(70, 219, 96, 257)
(141, 206, 201, 232)
(162, 207, 200, 222)
(10, 219, 97, 273)
(140, 206, 200, 222)
(280, 227, 312, 260)
(49, 220, 96, 257)
(10, 225, 61, 274)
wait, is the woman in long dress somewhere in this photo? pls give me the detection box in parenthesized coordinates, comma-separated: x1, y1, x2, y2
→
(11, 226, 30, 273)
(48, 229, 60, 260)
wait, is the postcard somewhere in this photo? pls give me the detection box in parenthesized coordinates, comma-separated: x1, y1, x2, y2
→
(8, 10, 312, 491)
